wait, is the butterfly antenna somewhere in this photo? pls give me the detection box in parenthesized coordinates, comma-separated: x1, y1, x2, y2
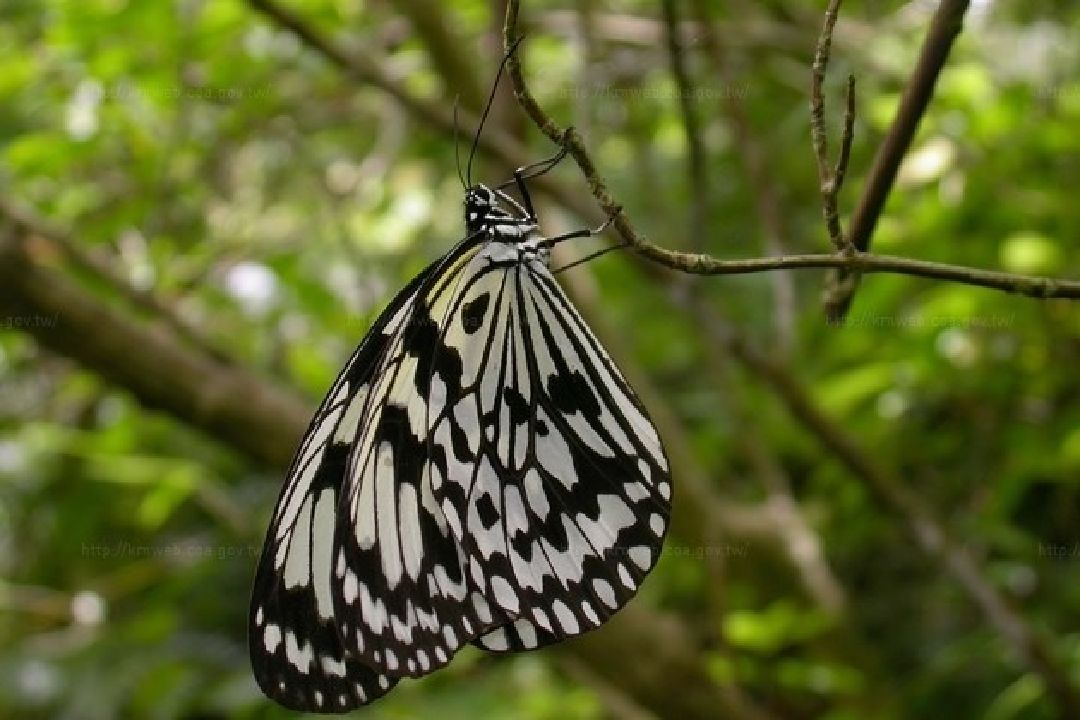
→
(466, 35, 525, 187)
(552, 240, 632, 274)
(453, 96, 466, 189)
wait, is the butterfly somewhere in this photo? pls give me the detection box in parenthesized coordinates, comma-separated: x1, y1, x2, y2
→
(249, 47, 671, 713)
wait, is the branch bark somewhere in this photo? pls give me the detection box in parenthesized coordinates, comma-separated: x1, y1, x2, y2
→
(0, 230, 310, 469)
(809, 0, 856, 253)
(0, 196, 228, 363)
(609, 247, 1080, 300)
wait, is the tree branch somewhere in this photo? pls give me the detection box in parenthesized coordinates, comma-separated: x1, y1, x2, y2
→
(823, 0, 973, 320)
(611, 248, 1080, 300)
(0, 230, 310, 470)
(504, 4, 1078, 302)
(0, 196, 230, 363)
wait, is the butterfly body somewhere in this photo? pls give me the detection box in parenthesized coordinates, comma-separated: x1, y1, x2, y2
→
(250, 178, 671, 712)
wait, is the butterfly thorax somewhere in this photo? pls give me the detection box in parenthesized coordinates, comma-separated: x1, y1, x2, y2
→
(464, 183, 548, 264)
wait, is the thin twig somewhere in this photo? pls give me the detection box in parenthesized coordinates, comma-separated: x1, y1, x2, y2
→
(571, 0, 598, 139)
(810, 0, 850, 253)
(824, 0, 972, 320)
(835, 74, 856, 193)
(614, 248, 1080, 300)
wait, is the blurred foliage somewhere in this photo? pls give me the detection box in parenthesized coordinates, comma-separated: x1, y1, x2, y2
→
(1, 0, 1078, 718)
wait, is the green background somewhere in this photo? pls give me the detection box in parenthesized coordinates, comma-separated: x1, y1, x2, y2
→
(1, 1, 1078, 718)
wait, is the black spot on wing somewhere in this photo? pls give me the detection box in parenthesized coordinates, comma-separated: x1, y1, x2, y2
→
(509, 528, 533, 561)
(462, 291, 491, 334)
(504, 386, 531, 425)
(449, 422, 475, 463)
(547, 370, 601, 417)
(403, 309, 465, 401)
(475, 492, 500, 530)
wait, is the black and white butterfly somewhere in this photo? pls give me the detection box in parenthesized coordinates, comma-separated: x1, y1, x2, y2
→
(249, 49, 671, 713)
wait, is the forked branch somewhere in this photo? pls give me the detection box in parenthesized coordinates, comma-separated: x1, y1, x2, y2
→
(820, 0, 974, 319)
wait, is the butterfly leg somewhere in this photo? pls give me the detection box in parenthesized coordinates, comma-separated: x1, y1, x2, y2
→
(508, 126, 574, 186)
(543, 207, 621, 249)
(513, 145, 569, 184)
(496, 129, 575, 219)
(545, 211, 629, 273)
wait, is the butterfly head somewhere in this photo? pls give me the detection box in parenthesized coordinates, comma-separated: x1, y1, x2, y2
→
(464, 183, 529, 236)
(464, 184, 498, 224)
